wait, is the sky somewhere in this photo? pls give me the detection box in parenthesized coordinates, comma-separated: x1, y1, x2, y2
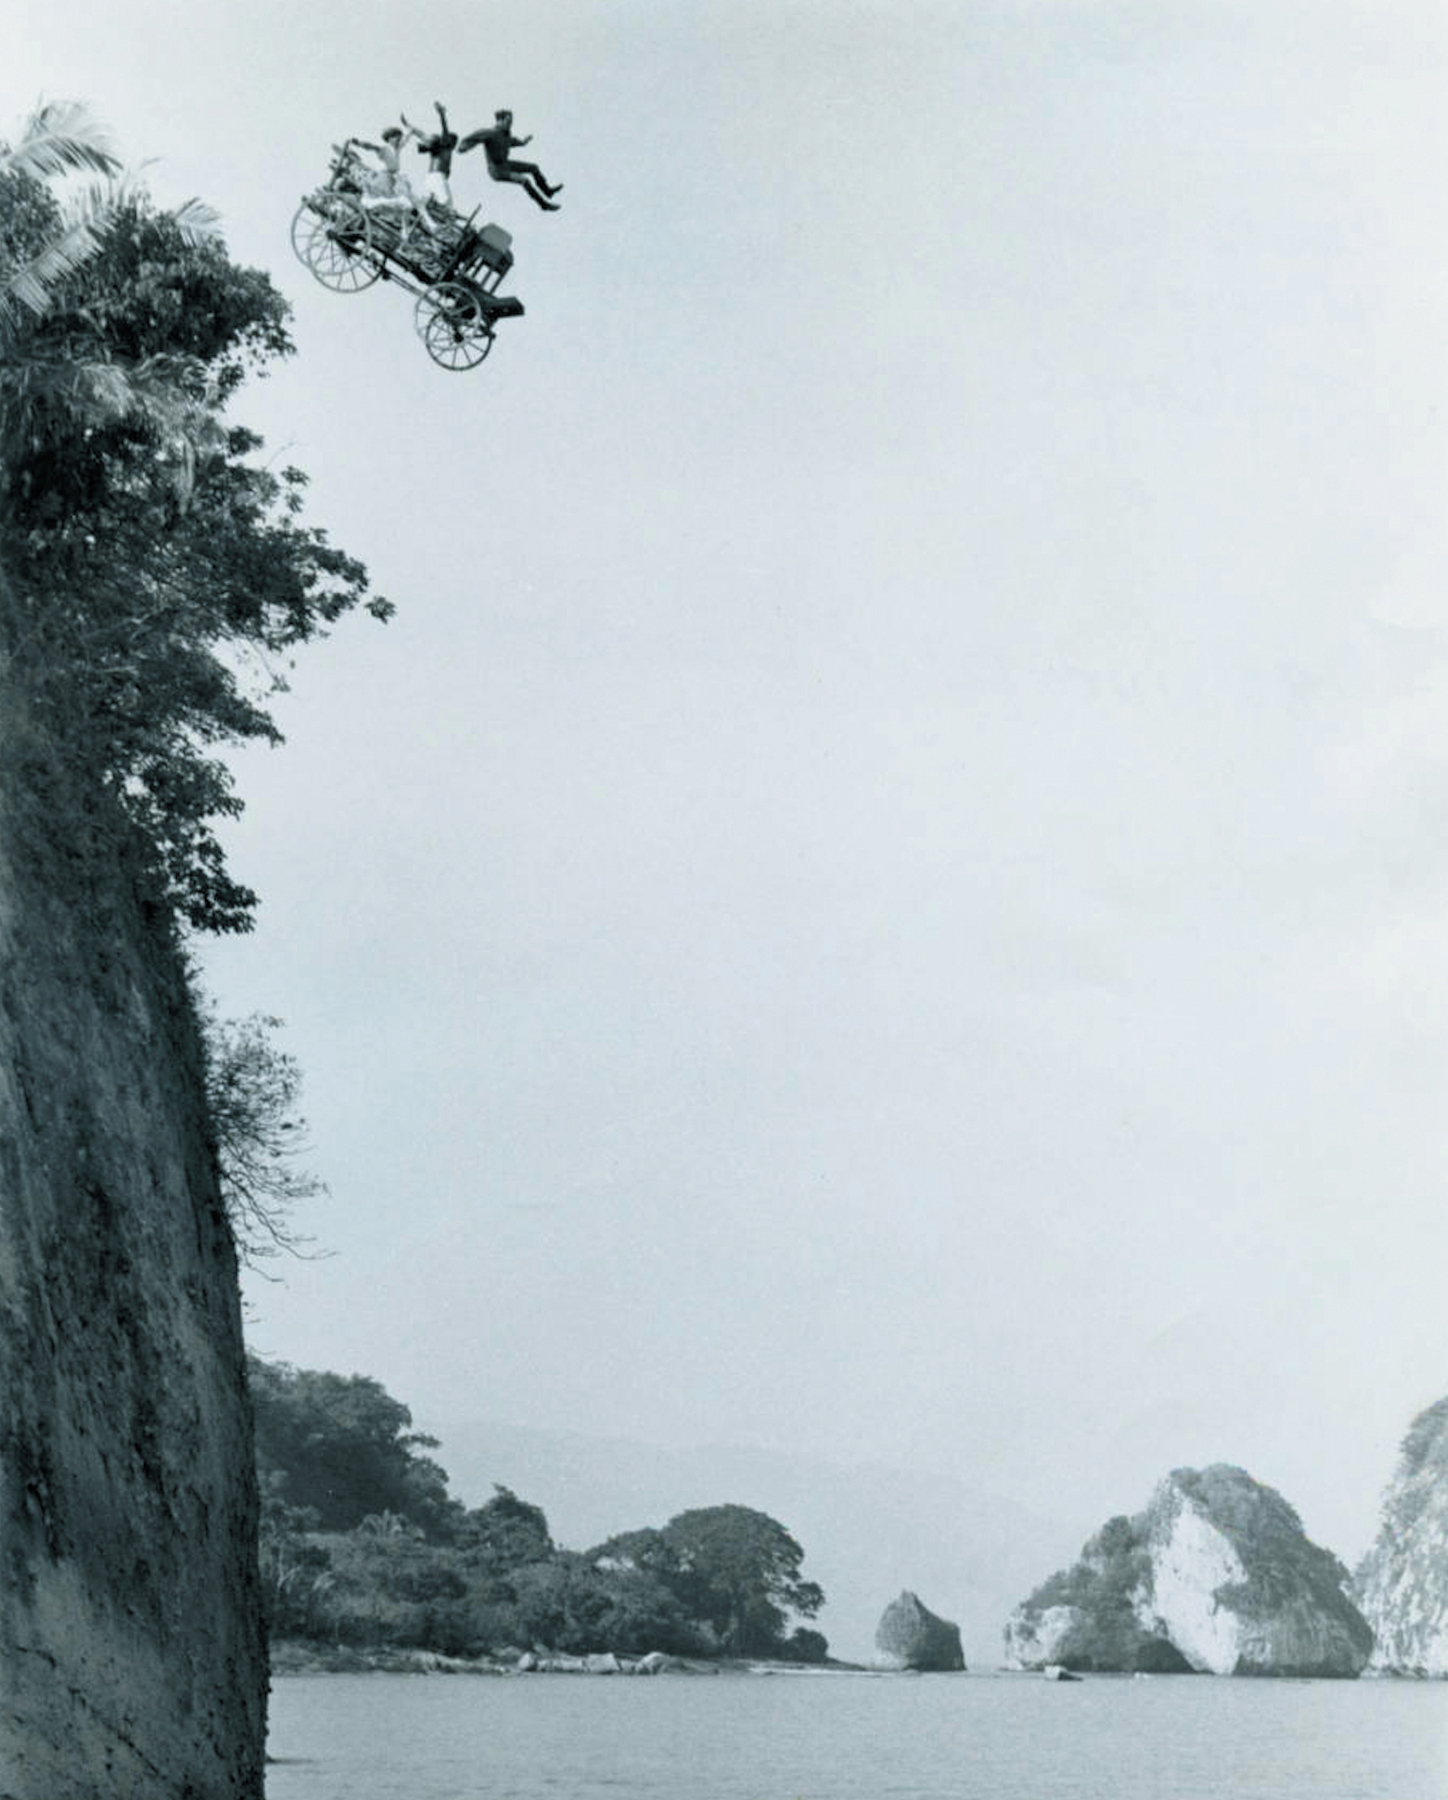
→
(13, 0, 1448, 1655)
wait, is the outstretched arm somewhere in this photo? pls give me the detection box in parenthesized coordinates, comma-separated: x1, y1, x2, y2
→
(435, 101, 451, 131)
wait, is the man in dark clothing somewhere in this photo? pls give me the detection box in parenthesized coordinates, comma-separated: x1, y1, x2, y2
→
(404, 101, 460, 209)
(458, 110, 563, 212)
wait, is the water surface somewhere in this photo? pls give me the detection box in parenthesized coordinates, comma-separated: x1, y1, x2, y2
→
(265, 1669, 1448, 1800)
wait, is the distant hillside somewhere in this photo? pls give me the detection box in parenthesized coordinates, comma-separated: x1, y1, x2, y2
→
(427, 1417, 1075, 1665)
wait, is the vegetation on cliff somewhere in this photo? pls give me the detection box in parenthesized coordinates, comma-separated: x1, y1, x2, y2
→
(1168, 1464, 1358, 1625)
(1010, 1513, 1187, 1672)
(0, 107, 389, 1788)
(0, 104, 348, 1793)
(1356, 1394, 1448, 1674)
(2, 99, 373, 1290)
(201, 1008, 328, 1268)
(1, 103, 388, 937)
(1008, 1465, 1371, 1676)
(252, 1356, 829, 1662)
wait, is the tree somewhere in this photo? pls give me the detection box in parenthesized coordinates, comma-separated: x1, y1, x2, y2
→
(200, 1008, 327, 1269)
(659, 1505, 824, 1656)
(504, 1553, 697, 1657)
(0, 111, 389, 935)
(256, 1477, 335, 1639)
(247, 1356, 452, 1534)
(784, 1626, 829, 1664)
(1, 102, 121, 320)
(587, 1526, 682, 1583)
(1, 104, 224, 500)
(454, 1485, 555, 1573)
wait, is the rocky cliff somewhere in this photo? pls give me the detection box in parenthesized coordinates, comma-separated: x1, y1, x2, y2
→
(1356, 1397, 1448, 1675)
(0, 687, 266, 1796)
(1005, 1464, 1372, 1677)
(874, 1590, 966, 1671)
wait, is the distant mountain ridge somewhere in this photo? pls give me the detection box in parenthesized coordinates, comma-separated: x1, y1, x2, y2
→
(426, 1416, 1076, 1665)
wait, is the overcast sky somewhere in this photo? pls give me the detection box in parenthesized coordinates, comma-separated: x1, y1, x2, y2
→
(14, 0, 1448, 1605)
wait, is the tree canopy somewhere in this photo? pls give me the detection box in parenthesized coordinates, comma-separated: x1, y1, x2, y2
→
(592, 1504, 824, 1656)
(248, 1356, 451, 1534)
(661, 1504, 825, 1655)
(0, 105, 388, 933)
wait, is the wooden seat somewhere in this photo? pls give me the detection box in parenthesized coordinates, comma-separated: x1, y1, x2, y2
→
(468, 225, 514, 284)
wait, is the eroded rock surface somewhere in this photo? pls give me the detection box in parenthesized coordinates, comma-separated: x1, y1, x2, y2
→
(875, 1590, 966, 1670)
(1006, 1465, 1372, 1678)
(0, 698, 266, 1796)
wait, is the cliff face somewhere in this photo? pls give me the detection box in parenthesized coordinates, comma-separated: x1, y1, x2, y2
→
(1006, 1465, 1372, 1678)
(1356, 1397, 1448, 1675)
(0, 694, 266, 1796)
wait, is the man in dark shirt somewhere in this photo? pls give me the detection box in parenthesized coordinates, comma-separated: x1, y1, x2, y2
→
(404, 101, 460, 210)
(458, 110, 563, 212)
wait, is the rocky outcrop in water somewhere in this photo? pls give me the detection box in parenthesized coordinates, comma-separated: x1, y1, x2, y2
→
(1356, 1397, 1448, 1675)
(0, 694, 266, 1796)
(874, 1590, 966, 1670)
(1005, 1465, 1372, 1677)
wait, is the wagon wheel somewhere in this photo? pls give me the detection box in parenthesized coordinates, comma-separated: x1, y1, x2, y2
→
(414, 281, 495, 371)
(290, 196, 380, 294)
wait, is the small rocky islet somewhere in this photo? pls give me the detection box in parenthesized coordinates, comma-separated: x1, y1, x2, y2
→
(874, 1591, 967, 1671)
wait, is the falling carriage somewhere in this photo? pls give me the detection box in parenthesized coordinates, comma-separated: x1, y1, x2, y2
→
(290, 145, 525, 371)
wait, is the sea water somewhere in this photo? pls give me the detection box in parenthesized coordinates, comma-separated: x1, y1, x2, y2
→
(264, 1669, 1448, 1800)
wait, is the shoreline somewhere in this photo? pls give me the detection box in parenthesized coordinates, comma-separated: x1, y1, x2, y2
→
(268, 1641, 879, 1678)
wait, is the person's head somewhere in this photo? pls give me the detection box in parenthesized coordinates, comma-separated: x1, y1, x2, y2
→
(382, 126, 403, 144)
(496, 109, 512, 126)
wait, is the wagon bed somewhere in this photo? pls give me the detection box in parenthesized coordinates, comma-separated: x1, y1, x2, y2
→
(291, 147, 525, 370)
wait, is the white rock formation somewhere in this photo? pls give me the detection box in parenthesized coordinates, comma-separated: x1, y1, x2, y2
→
(1002, 1603, 1087, 1670)
(1006, 1466, 1372, 1678)
(1357, 1398, 1448, 1675)
(1139, 1481, 1248, 1674)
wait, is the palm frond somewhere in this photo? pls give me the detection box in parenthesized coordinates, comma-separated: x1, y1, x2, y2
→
(1, 177, 224, 328)
(0, 207, 110, 321)
(0, 350, 221, 503)
(58, 172, 221, 247)
(3, 101, 119, 183)
(172, 197, 223, 246)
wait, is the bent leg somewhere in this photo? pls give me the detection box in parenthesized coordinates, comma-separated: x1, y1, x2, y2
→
(505, 157, 561, 194)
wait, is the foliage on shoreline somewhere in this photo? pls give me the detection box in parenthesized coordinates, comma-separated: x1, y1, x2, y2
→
(252, 1355, 829, 1663)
